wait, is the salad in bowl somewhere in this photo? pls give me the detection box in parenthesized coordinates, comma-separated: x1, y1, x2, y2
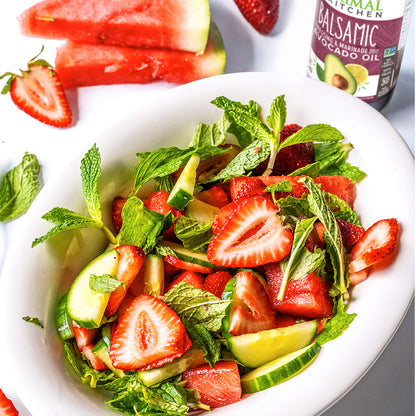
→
(30, 91, 400, 415)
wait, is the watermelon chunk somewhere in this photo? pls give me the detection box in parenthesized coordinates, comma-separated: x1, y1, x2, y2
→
(264, 262, 333, 319)
(18, 0, 211, 53)
(259, 175, 357, 208)
(55, 22, 225, 88)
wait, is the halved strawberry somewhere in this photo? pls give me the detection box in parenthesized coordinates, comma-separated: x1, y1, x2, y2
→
(105, 245, 146, 317)
(0, 389, 19, 416)
(229, 270, 278, 335)
(163, 255, 214, 274)
(349, 268, 370, 286)
(110, 294, 191, 371)
(234, 0, 279, 34)
(211, 199, 241, 235)
(182, 361, 242, 408)
(1, 49, 72, 127)
(204, 271, 233, 298)
(265, 262, 333, 319)
(81, 344, 108, 371)
(229, 176, 266, 200)
(349, 218, 399, 275)
(166, 270, 205, 292)
(207, 196, 293, 267)
(72, 322, 99, 349)
(195, 185, 230, 208)
(111, 197, 127, 234)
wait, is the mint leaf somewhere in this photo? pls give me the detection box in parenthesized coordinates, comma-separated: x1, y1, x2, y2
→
(89, 274, 123, 293)
(182, 319, 221, 368)
(155, 175, 174, 193)
(279, 124, 344, 149)
(164, 282, 231, 332)
(174, 216, 213, 251)
(278, 217, 317, 300)
(31, 207, 102, 247)
(315, 297, 356, 345)
(264, 180, 293, 193)
(277, 195, 311, 217)
(289, 161, 321, 177)
(64, 340, 116, 388)
(323, 191, 361, 226)
(204, 139, 269, 183)
(300, 177, 349, 299)
(118, 196, 167, 253)
(80, 144, 102, 221)
(189, 117, 229, 148)
(0, 153, 41, 221)
(22, 316, 44, 328)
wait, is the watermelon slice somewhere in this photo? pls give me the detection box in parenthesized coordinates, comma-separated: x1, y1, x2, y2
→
(55, 22, 225, 88)
(18, 0, 211, 54)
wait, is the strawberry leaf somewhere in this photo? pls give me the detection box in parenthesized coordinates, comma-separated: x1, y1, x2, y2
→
(0, 73, 16, 94)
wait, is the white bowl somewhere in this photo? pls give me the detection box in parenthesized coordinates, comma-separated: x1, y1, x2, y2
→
(0, 72, 414, 416)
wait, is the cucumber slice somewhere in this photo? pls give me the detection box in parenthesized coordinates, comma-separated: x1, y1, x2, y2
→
(241, 342, 321, 393)
(227, 320, 318, 368)
(143, 254, 164, 296)
(159, 241, 217, 269)
(168, 153, 200, 209)
(139, 349, 206, 386)
(67, 250, 119, 329)
(187, 199, 219, 222)
(92, 339, 124, 378)
(56, 294, 74, 340)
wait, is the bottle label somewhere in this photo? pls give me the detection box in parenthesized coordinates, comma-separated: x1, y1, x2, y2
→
(307, 0, 413, 103)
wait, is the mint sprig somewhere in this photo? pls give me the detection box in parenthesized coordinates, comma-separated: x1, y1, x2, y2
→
(32, 144, 117, 247)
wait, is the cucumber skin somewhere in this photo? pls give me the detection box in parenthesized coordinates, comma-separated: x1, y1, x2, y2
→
(56, 294, 74, 341)
(241, 343, 321, 393)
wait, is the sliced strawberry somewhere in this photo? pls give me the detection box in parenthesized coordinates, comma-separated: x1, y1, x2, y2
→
(265, 262, 333, 319)
(229, 176, 267, 200)
(72, 322, 99, 349)
(0, 389, 19, 416)
(280, 124, 304, 140)
(2, 50, 72, 127)
(81, 344, 108, 371)
(349, 218, 399, 275)
(211, 199, 241, 235)
(105, 245, 146, 317)
(195, 185, 230, 208)
(111, 197, 127, 234)
(349, 268, 370, 286)
(234, 0, 279, 34)
(163, 255, 214, 274)
(204, 271, 233, 298)
(207, 196, 293, 267)
(116, 292, 136, 318)
(110, 294, 191, 371)
(182, 361, 241, 408)
(166, 270, 205, 292)
(228, 270, 278, 335)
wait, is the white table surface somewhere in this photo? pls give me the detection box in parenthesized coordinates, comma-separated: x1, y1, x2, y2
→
(0, 1, 414, 415)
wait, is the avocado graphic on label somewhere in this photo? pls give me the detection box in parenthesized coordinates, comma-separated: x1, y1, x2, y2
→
(323, 54, 357, 95)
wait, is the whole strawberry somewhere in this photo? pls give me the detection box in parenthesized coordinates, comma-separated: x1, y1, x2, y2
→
(1, 47, 72, 128)
(234, 0, 279, 34)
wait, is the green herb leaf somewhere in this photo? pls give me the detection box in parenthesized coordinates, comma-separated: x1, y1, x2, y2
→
(174, 216, 213, 251)
(315, 297, 356, 345)
(31, 207, 102, 247)
(155, 175, 174, 193)
(89, 274, 123, 293)
(182, 319, 221, 368)
(264, 180, 293, 193)
(277, 195, 311, 217)
(164, 282, 231, 332)
(289, 161, 321, 177)
(118, 196, 166, 253)
(22, 316, 44, 328)
(0, 153, 41, 221)
(188, 117, 229, 148)
(204, 139, 269, 183)
(80, 144, 102, 221)
(300, 177, 349, 299)
(278, 217, 317, 300)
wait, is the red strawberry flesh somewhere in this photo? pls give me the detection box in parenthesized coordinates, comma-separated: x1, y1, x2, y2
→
(110, 294, 191, 371)
(234, 0, 279, 34)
